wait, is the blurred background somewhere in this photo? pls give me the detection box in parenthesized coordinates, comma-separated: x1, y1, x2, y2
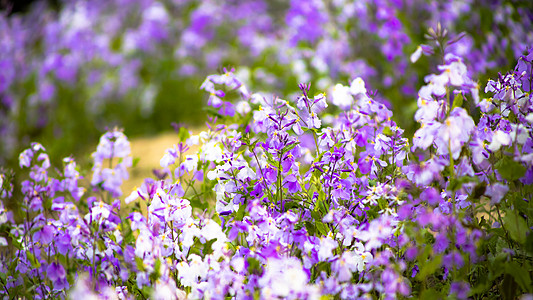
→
(0, 0, 531, 178)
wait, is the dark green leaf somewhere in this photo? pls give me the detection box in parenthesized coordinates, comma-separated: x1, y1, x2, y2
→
(26, 251, 40, 268)
(503, 210, 528, 244)
(203, 238, 217, 255)
(526, 233, 533, 254)
(315, 222, 329, 236)
(505, 261, 531, 292)
(420, 288, 443, 299)
(448, 176, 477, 192)
(417, 254, 442, 279)
(495, 156, 526, 181)
(305, 221, 316, 236)
(501, 273, 518, 300)
(247, 257, 262, 275)
(150, 258, 161, 282)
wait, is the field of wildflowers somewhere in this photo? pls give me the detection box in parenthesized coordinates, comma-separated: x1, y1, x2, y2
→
(1, 0, 532, 299)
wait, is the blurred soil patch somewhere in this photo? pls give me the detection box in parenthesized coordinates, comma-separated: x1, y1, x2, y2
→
(123, 126, 204, 199)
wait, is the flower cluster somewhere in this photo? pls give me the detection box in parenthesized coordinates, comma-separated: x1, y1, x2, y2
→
(1, 0, 532, 173)
(1, 45, 532, 299)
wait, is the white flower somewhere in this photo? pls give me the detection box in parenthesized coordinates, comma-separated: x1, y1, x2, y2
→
(143, 2, 168, 23)
(182, 154, 199, 173)
(200, 219, 226, 242)
(135, 231, 154, 258)
(349, 77, 367, 96)
(235, 100, 251, 115)
(353, 250, 373, 272)
(237, 166, 257, 181)
(488, 130, 512, 151)
(526, 113, 533, 124)
(410, 45, 423, 63)
(330, 83, 353, 109)
(259, 258, 309, 298)
(160, 147, 177, 168)
(200, 141, 223, 162)
(317, 235, 338, 261)
(177, 255, 207, 287)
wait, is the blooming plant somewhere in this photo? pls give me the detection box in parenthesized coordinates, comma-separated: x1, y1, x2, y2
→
(1, 32, 532, 299)
(1, 0, 532, 172)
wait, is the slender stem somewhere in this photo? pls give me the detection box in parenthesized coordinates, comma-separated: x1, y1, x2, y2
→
(25, 210, 46, 299)
(495, 205, 512, 248)
(250, 148, 274, 200)
(277, 148, 284, 204)
(312, 131, 321, 157)
(92, 220, 99, 289)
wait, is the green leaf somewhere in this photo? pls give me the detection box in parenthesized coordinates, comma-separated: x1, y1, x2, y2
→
(315, 222, 329, 236)
(448, 176, 477, 192)
(512, 196, 533, 218)
(283, 142, 299, 153)
(314, 261, 330, 274)
(452, 93, 464, 109)
(135, 256, 145, 272)
(43, 197, 53, 210)
(178, 127, 190, 142)
(505, 261, 531, 292)
(305, 221, 316, 236)
(150, 258, 161, 282)
(503, 210, 528, 244)
(203, 238, 217, 255)
(97, 240, 106, 252)
(58, 254, 67, 266)
(26, 251, 41, 268)
(501, 273, 518, 300)
(495, 156, 526, 181)
(235, 202, 246, 221)
(123, 229, 135, 247)
(8, 232, 21, 250)
(526, 233, 533, 254)
(417, 254, 442, 279)
(382, 126, 394, 136)
(247, 257, 262, 275)
(132, 157, 141, 168)
(420, 288, 443, 299)
(108, 232, 117, 243)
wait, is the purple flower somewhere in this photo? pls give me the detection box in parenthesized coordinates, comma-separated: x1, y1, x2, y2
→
(47, 262, 67, 290)
(91, 129, 132, 197)
(449, 281, 470, 299)
(434, 108, 475, 160)
(420, 187, 441, 206)
(404, 156, 447, 186)
(33, 224, 55, 245)
(47, 262, 66, 282)
(405, 247, 418, 261)
(443, 251, 464, 270)
(283, 174, 301, 193)
(485, 183, 509, 205)
(286, 0, 328, 46)
(412, 122, 440, 151)
(56, 233, 71, 255)
(434, 233, 449, 253)
(381, 268, 410, 296)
